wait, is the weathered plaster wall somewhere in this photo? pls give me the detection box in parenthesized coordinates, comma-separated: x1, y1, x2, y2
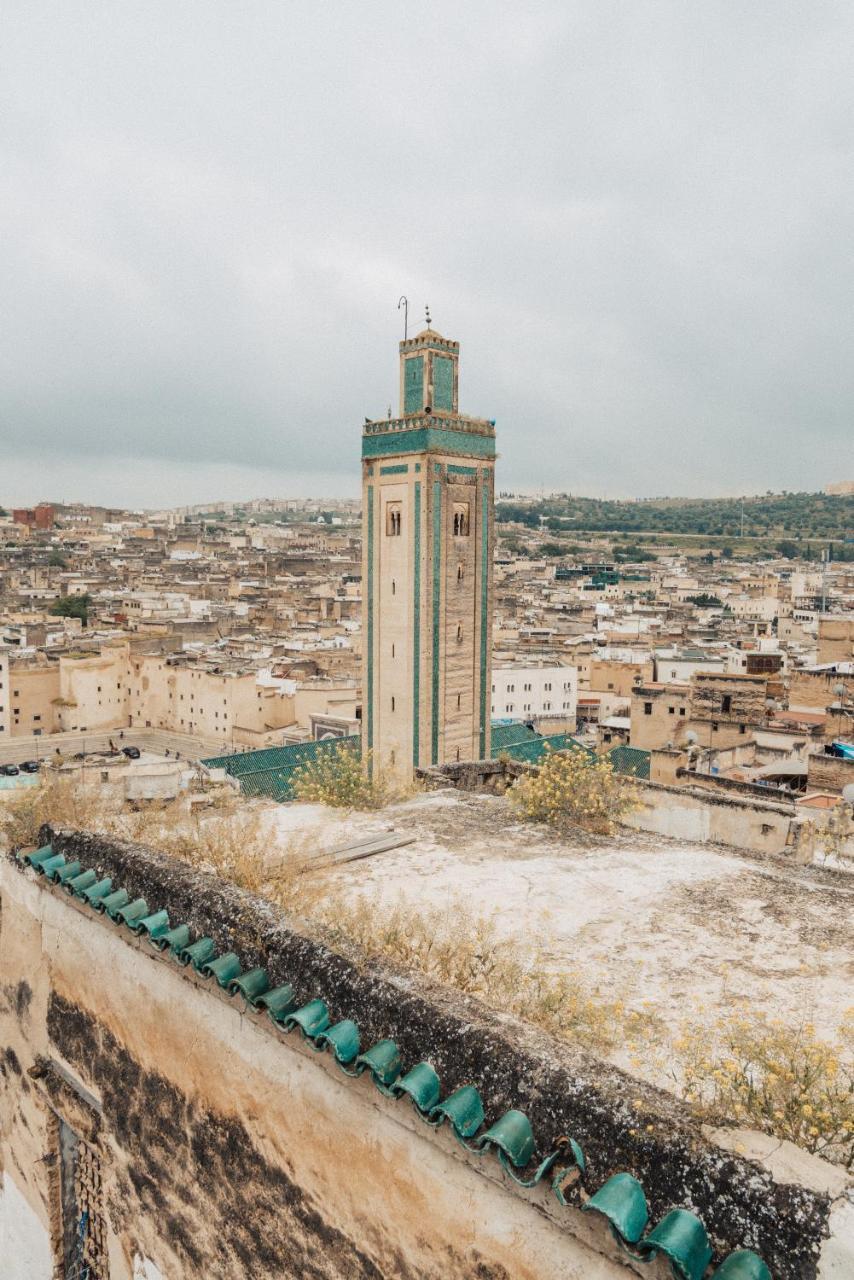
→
(624, 779, 799, 855)
(2, 831, 845, 1278)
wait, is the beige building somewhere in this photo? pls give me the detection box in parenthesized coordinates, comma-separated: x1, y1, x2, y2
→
(630, 683, 691, 750)
(817, 615, 854, 663)
(361, 325, 495, 783)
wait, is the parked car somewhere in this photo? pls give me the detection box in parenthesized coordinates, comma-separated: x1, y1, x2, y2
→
(19, 760, 40, 773)
(1, 764, 20, 776)
(121, 746, 141, 760)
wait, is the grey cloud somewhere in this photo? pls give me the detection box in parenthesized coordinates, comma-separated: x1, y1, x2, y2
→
(1, 1, 852, 504)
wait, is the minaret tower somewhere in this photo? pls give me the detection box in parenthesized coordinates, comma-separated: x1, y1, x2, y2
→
(361, 318, 495, 783)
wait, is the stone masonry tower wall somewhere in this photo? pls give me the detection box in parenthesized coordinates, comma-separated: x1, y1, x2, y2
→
(361, 328, 495, 784)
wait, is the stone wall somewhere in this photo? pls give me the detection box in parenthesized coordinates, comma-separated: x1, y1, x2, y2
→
(2, 830, 847, 1278)
(807, 752, 854, 795)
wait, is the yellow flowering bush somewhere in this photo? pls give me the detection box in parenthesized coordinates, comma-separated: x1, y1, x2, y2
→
(674, 1008, 854, 1166)
(508, 746, 636, 834)
(291, 744, 388, 810)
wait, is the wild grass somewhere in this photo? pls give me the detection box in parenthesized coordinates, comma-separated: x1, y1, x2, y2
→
(4, 775, 851, 1164)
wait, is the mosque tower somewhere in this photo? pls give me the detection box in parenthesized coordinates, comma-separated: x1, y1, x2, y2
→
(361, 318, 495, 782)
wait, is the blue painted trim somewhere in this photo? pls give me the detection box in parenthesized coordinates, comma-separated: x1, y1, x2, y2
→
(380, 464, 408, 475)
(413, 482, 421, 766)
(447, 464, 477, 476)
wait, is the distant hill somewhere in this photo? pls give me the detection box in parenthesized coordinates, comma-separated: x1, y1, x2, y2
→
(495, 491, 854, 542)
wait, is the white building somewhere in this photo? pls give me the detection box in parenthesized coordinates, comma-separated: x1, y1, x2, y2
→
(490, 664, 577, 721)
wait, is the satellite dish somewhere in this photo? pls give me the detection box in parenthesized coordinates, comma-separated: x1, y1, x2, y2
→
(843, 783, 854, 806)
(685, 731, 698, 746)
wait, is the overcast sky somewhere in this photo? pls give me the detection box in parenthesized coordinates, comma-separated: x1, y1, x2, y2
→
(1, 2, 851, 509)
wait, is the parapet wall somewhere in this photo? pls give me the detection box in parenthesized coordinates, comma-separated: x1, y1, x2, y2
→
(1, 828, 849, 1279)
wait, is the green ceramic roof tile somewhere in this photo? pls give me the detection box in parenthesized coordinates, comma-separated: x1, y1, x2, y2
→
(55, 860, 83, 885)
(20, 843, 54, 868)
(228, 967, 270, 1005)
(501, 732, 594, 766)
(429, 1085, 485, 1139)
(115, 898, 149, 928)
(640, 1208, 713, 1280)
(285, 998, 331, 1039)
(356, 1039, 402, 1088)
(18, 848, 773, 1279)
(97, 888, 129, 917)
(81, 877, 113, 906)
(39, 853, 69, 880)
(201, 952, 242, 987)
(606, 745, 651, 779)
(583, 1172, 649, 1245)
(314, 1019, 360, 1065)
(712, 1252, 772, 1280)
(489, 721, 540, 751)
(392, 1062, 441, 1113)
(475, 1109, 535, 1168)
(177, 937, 217, 969)
(255, 984, 297, 1022)
(134, 909, 170, 940)
(151, 923, 191, 954)
(65, 869, 98, 896)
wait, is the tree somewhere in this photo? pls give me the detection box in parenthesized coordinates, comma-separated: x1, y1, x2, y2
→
(48, 550, 66, 567)
(49, 594, 91, 625)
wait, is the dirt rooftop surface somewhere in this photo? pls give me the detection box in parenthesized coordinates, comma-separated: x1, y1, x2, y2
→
(268, 789, 854, 1083)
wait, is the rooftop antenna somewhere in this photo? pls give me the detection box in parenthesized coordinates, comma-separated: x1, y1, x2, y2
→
(397, 295, 409, 340)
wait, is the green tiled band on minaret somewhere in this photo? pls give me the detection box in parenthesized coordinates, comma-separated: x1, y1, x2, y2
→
(480, 479, 490, 759)
(361, 323, 495, 783)
(366, 485, 374, 752)
(412, 481, 421, 766)
(431, 478, 442, 765)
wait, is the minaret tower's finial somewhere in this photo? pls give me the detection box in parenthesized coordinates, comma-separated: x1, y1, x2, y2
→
(425, 303, 431, 328)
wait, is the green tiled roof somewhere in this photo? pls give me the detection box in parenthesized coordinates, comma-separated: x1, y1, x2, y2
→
(500, 731, 594, 766)
(17, 839, 771, 1280)
(202, 736, 360, 802)
(606, 745, 651, 780)
(489, 721, 541, 751)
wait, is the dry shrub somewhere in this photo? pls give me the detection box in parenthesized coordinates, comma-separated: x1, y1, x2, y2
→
(291, 744, 389, 810)
(671, 1008, 854, 1167)
(509, 746, 636, 834)
(309, 893, 642, 1054)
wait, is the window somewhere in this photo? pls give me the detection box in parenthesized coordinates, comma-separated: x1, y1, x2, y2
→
(456, 692, 461, 709)
(57, 1118, 108, 1279)
(391, 696, 395, 711)
(721, 694, 732, 713)
(386, 503, 402, 536)
(739, 723, 746, 734)
(452, 503, 470, 537)
(391, 643, 395, 658)
(644, 702, 653, 715)
(668, 706, 675, 715)
(712, 721, 719, 732)
(457, 563, 465, 582)
(679, 707, 686, 716)
(392, 579, 396, 595)
(456, 623, 463, 643)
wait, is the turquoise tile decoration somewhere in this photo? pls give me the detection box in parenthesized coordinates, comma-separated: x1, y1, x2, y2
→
(433, 354, 454, 410)
(404, 355, 423, 413)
